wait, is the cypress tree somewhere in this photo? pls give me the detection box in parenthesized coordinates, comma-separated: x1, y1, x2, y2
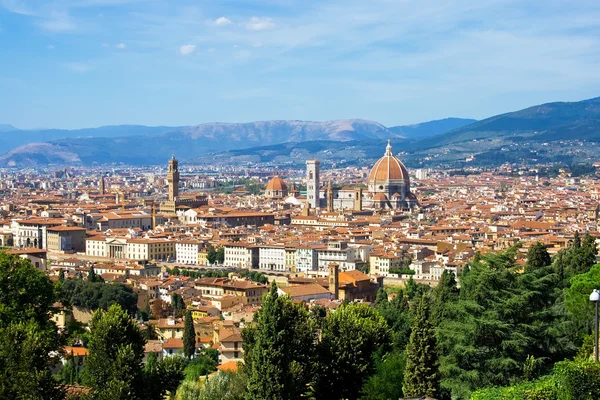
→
(431, 270, 459, 326)
(244, 281, 317, 400)
(183, 310, 196, 359)
(88, 265, 97, 282)
(403, 294, 439, 398)
(525, 242, 551, 272)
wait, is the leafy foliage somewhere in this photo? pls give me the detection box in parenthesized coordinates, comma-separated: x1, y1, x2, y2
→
(243, 282, 318, 400)
(0, 252, 64, 399)
(177, 371, 247, 400)
(439, 247, 575, 399)
(525, 242, 552, 272)
(403, 294, 440, 398)
(360, 351, 407, 400)
(183, 310, 196, 359)
(314, 303, 391, 400)
(85, 304, 146, 399)
(60, 278, 138, 315)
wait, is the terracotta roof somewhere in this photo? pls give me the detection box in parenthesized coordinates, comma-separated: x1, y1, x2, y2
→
(280, 283, 331, 298)
(64, 346, 89, 357)
(217, 360, 240, 373)
(163, 338, 184, 349)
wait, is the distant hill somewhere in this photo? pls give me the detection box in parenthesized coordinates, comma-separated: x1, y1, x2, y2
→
(0, 125, 177, 155)
(0, 119, 403, 166)
(0, 124, 18, 132)
(414, 97, 600, 150)
(201, 97, 600, 168)
(389, 118, 476, 139)
(1, 96, 599, 167)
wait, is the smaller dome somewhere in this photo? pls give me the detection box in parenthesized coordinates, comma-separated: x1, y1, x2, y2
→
(266, 176, 287, 191)
(392, 192, 401, 198)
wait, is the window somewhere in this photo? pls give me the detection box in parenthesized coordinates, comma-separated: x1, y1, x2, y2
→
(234, 351, 239, 358)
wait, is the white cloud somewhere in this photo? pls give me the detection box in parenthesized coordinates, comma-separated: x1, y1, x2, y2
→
(62, 62, 90, 73)
(115, 42, 126, 49)
(214, 16, 232, 26)
(245, 17, 275, 31)
(179, 44, 196, 55)
(39, 11, 76, 32)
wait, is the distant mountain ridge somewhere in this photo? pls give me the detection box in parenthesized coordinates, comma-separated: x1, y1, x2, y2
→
(2, 95, 600, 167)
(0, 119, 408, 166)
(389, 118, 476, 139)
(0, 124, 18, 133)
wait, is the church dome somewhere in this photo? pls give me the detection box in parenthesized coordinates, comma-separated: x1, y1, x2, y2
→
(368, 140, 409, 182)
(266, 176, 287, 192)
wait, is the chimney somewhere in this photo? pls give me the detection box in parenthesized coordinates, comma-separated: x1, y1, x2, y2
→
(328, 263, 339, 300)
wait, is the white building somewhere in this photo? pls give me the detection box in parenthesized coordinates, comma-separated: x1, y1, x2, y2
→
(224, 244, 257, 269)
(316, 241, 357, 272)
(295, 246, 318, 273)
(175, 240, 204, 265)
(258, 245, 286, 271)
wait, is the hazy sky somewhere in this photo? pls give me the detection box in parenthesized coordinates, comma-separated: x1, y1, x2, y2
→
(1, 0, 600, 129)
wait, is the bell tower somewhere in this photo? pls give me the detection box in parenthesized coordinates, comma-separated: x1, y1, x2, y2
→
(167, 155, 180, 201)
(328, 263, 339, 300)
(306, 159, 320, 209)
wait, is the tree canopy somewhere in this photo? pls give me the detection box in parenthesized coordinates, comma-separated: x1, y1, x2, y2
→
(0, 252, 64, 399)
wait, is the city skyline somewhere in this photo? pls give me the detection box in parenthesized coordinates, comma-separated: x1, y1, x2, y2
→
(1, 0, 600, 129)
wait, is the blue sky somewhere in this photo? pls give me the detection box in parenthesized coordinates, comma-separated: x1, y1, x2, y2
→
(1, 0, 600, 129)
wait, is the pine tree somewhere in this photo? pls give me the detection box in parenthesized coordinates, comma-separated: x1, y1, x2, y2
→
(403, 294, 439, 398)
(183, 310, 196, 359)
(88, 265, 99, 282)
(573, 231, 582, 248)
(86, 304, 146, 399)
(244, 281, 317, 400)
(525, 242, 552, 272)
(431, 270, 459, 326)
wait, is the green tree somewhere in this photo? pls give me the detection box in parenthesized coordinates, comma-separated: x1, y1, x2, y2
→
(565, 263, 600, 332)
(556, 232, 598, 284)
(360, 351, 407, 400)
(207, 246, 217, 264)
(403, 294, 439, 398)
(573, 231, 582, 248)
(439, 249, 574, 399)
(172, 293, 186, 317)
(431, 270, 459, 326)
(178, 371, 247, 400)
(143, 355, 187, 400)
(88, 265, 99, 282)
(85, 303, 146, 400)
(183, 310, 196, 359)
(216, 247, 225, 264)
(525, 242, 552, 272)
(314, 303, 390, 400)
(243, 281, 317, 400)
(59, 269, 65, 283)
(375, 289, 412, 351)
(0, 252, 64, 399)
(60, 351, 80, 385)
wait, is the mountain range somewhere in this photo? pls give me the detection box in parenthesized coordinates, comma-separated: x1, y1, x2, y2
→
(1, 97, 599, 167)
(0, 118, 474, 167)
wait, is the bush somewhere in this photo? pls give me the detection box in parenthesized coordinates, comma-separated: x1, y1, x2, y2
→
(471, 377, 557, 400)
(554, 360, 600, 400)
(389, 268, 414, 275)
